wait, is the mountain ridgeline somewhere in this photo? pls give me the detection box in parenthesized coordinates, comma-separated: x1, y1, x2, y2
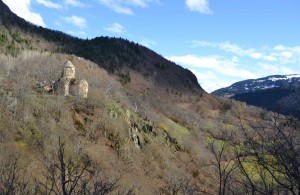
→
(0, 0, 202, 95)
(212, 74, 300, 118)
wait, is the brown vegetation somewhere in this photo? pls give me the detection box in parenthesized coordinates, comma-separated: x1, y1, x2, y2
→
(1, 1, 300, 193)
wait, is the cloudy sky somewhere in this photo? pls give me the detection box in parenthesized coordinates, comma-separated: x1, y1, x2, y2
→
(3, 0, 300, 92)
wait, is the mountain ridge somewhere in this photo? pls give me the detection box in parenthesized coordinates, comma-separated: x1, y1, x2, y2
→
(212, 74, 300, 118)
(0, 0, 203, 95)
(212, 74, 300, 97)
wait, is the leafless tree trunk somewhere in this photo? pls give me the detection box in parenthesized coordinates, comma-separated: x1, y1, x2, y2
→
(236, 112, 300, 195)
(35, 137, 92, 195)
(205, 130, 238, 195)
(0, 154, 29, 195)
(35, 137, 132, 194)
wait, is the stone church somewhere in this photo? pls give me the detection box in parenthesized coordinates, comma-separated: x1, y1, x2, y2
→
(61, 61, 88, 98)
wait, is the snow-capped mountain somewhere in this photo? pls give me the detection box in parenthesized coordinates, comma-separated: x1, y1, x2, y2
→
(212, 74, 300, 119)
(212, 74, 300, 97)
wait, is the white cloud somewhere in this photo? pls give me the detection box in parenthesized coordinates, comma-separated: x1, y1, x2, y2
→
(202, 82, 234, 93)
(186, 41, 300, 92)
(64, 15, 87, 28)
(190, 69, 238, 92)
(166, 55, 257, 79)
(140, 38, 157, 47)
(274, 45, 286, 51)
(269, 45, 300, 64)
(231, 56, 239, 62)
(190, 69, 223, 92)
(185, 0, 212, 14)
(166, 54, 260, 92)
(192, 40, 279, 62)
(249, 52, 277, 61)
(191, 69, 216, 80)
(36, 0, 62, 9)
(220, 42, 255, 56)
(64, 0, 86, 8)
(98, 0, 157, 15)
(280, 51, 293, 58)
(220, 63, 257, 78)
(258, 63, 296, 76)
(249, 52, 262, 59)
(262, 56, 277, 61)
(67, 30, 86, 37)
(3, 0, 46, 27)
(103, 23, 126, 33)
(54, 21, 62, 26)
(78, 31, 86, 36)
(192, 41, 253, 56)
(274, 45, 300, 54)
(166, 55, 220, 68)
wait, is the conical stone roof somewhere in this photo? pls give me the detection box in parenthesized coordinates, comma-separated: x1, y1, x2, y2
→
(64, 60, 75, 68)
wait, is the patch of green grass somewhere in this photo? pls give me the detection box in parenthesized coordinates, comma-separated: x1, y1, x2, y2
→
(159, 116, 190, 142)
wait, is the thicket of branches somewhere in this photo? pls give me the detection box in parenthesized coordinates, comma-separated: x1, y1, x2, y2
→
(0, 137, 134, 195)
(205, 112, 300, 195)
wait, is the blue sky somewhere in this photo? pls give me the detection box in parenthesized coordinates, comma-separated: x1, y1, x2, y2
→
(3, 0, 300, 92)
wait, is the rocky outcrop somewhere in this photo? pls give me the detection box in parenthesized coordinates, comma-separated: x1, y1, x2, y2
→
(130, 123, 141, 149)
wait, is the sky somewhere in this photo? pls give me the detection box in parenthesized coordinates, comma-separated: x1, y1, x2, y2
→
(2, 0, 300, 92)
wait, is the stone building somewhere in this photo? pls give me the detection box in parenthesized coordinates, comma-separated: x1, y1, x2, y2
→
(61, 61, 88, 98)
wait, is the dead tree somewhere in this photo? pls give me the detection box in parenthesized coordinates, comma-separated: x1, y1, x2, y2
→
(0, 154, 29, 195)
(237, 112, 300, 195)
(35, 137, 132, 195)
(35, 137, 92, 195)
(205, 130, 238, 195)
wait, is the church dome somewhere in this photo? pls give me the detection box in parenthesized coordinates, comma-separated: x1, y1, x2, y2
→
(64, 60, 75, 68)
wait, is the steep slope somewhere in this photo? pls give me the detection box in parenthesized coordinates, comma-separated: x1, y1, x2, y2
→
(0, 0, 202, 96)
(212, 74, 300, 118)
(0, 48, 250, 194)
(0, 1, 221, 193)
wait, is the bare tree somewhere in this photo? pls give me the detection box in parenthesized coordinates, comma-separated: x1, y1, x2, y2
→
(236, 112, 300, 195)
(35, 137, 93, 195)
(155, 174, 201, 195)
(0, 154, 29, 195)
(31, 58, 62, 94)
(35, 137, 132, 195)
(205, 130, 238, 195)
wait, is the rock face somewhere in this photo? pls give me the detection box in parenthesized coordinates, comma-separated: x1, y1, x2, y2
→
(61, 61, 88, 98)
(130, 123, 141, 149)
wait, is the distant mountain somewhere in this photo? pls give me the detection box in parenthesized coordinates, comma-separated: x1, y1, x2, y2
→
(212, 74, 300, 118)
(212, 74, 300, 97)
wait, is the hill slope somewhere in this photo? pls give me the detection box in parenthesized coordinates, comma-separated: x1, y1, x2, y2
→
(0, 0, 202, 96)
(0, 1, 230, 193)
